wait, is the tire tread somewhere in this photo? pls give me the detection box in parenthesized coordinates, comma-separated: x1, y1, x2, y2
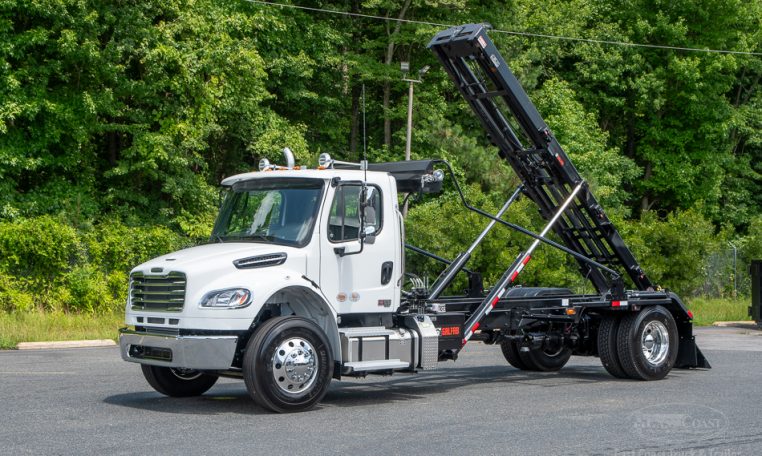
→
(597, 315, 629, 379)
(140, 365, 218, 397)
(616, 312, 644, 379)
(500, 339, 531, 370)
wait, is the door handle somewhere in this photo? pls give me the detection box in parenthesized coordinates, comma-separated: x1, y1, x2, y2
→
(381, 261, 393, 285)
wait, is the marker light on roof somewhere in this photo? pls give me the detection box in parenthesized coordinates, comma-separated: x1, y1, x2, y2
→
(258, 158, 270, 171)
(318, 153, 334, 169)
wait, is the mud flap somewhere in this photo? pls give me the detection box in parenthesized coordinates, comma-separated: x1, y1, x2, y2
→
(669, 291, 711, 369)
(675, 335, 711, 369)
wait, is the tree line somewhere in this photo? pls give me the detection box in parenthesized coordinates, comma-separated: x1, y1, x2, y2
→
(0, 0, 760, 311)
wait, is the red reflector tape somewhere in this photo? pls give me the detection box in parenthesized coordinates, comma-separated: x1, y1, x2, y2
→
(612, 300, 629, 307)
(557, 155, 565, 166)
(687, 310, 694, 319)
(510, 271, 519, 282)
(522, 255, 531, 265)
(472, 322, 480, 332)
(491, 296, 500, 307)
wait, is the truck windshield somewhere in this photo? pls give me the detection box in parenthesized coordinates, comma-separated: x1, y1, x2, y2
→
(212, 178, 324, 247)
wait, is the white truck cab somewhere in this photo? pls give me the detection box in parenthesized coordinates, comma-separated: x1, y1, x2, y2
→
(119, 153, 444, 412)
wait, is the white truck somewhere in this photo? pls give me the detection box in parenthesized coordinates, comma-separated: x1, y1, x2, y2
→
(119, 24, 709, 413)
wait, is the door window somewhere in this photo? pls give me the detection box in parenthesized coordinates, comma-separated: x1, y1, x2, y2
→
(328, 185, 382, 242)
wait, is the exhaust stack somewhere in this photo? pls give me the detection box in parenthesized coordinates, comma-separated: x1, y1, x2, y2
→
(283, 147, 295, 169)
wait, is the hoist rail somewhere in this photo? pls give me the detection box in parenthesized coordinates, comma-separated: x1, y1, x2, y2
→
(427, 24, 654, 293)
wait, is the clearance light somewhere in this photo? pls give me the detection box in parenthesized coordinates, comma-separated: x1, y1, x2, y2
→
(318, 153, 334, 169)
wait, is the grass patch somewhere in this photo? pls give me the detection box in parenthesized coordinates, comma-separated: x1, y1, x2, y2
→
(685, 297, 751, 326)
(0, 311, 123, 349)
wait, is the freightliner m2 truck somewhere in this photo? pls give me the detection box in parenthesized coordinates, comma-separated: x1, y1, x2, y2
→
(119, 24, 709, 412)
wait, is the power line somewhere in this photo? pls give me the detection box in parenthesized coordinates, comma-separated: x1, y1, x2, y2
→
(243, 0, 762, 57)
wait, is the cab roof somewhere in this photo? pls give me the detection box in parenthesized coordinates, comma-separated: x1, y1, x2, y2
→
(220, 169, 386, 187)
(221, 160, 442, 193)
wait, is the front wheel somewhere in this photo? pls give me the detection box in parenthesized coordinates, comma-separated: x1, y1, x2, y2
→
(243, 316, 334, 413)
(616, 306, 678, 380)
(140, 365, 218, 397)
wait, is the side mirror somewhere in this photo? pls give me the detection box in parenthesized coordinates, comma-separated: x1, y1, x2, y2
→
(361, 204, 376, 244)
(363, 225, 376, 245)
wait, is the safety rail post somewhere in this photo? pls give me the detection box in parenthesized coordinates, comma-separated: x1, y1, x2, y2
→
(427, 184, 524, 300)
(461, 182, 584, 346)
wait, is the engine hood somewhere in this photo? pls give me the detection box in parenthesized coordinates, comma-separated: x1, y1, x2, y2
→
(131, 242, 307, 277)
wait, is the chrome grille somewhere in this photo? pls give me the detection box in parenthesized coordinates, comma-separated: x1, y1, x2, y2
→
(130, 271, 186, 312)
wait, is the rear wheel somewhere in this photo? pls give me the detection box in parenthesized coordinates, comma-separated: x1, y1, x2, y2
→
(616, 306, 678, 380)
(500, 339, 530, 370)
(243, 316, 333, 413)
(518, 343, 572, 372)
(597, 315, 628, 379)
(140, 365, 218, 397)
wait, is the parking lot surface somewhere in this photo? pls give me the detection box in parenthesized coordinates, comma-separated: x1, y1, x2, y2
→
(1, 326, 760, 455)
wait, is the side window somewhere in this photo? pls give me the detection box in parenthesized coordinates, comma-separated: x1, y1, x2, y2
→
(328, 185, 382, 242)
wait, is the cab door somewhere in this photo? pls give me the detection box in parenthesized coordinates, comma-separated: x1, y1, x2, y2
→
(318, 179, 400, 315)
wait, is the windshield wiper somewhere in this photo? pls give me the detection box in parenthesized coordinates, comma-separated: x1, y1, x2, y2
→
(249, 233, 276, 242)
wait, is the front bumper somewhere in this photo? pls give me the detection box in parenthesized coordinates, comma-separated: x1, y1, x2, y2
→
(119, 328, 238, 370)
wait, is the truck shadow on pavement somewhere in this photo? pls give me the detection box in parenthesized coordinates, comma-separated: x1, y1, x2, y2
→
(321, 363, 619, 408)
(103, 363, 640, 414)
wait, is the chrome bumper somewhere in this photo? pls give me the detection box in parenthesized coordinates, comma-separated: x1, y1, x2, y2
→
(119, 329, 238, 370)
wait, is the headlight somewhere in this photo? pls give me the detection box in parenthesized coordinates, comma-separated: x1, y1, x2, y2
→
(200, 288, 251, 309)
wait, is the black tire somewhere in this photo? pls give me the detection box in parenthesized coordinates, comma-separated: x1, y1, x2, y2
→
(500, 338, 530, 370)
(616, 306, 678, 380)
(140, 365, 218, 397)
(243, 316, 334, 413)
(597, 315, 628, 379)
(518, 344, 572, 372)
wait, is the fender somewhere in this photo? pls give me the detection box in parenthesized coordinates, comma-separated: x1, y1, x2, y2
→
(259, 280, 342, 363)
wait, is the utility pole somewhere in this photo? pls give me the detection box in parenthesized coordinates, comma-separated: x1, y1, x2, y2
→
(404, 78, 414, 161)
(401, 62, 429, 215)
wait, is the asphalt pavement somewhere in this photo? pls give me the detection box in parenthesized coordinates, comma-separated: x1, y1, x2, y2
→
(1, 326, 761, 456)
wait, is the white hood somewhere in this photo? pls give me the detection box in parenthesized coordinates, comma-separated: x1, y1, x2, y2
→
(132, 242, 307, 277)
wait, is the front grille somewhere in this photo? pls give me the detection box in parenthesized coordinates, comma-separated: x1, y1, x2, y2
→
(130, 271, 186, 312)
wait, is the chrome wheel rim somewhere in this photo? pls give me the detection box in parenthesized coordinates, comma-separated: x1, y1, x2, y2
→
(170, 368, 203, 381)
(272, 337, 317, 396)
(641, 321, 669, 366)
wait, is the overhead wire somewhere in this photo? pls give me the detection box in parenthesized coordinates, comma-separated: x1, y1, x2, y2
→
(243, 0, 762, 57)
